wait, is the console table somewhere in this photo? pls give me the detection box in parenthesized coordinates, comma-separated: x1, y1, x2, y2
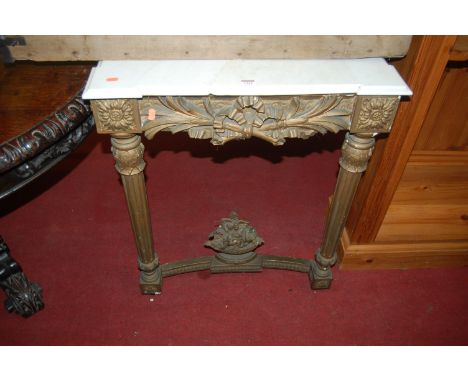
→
(83, 59, 411, 294)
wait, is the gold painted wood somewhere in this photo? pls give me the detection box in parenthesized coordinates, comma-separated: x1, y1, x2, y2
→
(160, 255, 312, 278)
(141, 95, 356, 145)
(205, 211, 264, 273)
(90, 92, 402, 293)
(310, 133, 376, 289)
(92, 95, 400, 140)
(92, 99, 142, 134)
(350, 96, 400, 133)
(338, 226, 468, 269)
(110, 134, 162, 294)
(413, 63, 468, 151)
(158, 211, 313, 278)
(161, 257, 213, 277)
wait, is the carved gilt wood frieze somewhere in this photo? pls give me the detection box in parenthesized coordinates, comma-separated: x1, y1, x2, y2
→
(140, 95, 356, 145)
(91, 95, 401, 142)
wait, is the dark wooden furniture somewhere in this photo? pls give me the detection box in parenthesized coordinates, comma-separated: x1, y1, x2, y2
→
(0, 62, 94, 198)
(0, 236, 43, 317)
(0, 62, 94, 316)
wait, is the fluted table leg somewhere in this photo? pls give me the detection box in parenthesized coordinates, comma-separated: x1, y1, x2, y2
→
(111, 134, 162, 294)
(310, 133, 376, 289)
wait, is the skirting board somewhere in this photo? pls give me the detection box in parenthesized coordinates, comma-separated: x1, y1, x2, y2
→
(338, 227, 468, 270)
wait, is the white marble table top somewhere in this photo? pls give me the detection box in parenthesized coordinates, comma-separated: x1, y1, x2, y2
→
(82, 58, 412, 99)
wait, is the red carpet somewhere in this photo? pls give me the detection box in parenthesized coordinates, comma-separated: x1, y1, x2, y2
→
(0, 131, 467, 345)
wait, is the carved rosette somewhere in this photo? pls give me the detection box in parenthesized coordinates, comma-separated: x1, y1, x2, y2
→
(351, 96, 400, 133)
(140, 95, 355, 145)
(339, 133, 376, 173)
(110, 135, 146, 176)
(92, 99, 141, 134)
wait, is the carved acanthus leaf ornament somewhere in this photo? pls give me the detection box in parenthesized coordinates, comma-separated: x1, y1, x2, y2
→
(141, 95, 355, 145)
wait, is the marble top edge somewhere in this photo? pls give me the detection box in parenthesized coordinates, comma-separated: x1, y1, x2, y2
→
(82, 58, 412, 99)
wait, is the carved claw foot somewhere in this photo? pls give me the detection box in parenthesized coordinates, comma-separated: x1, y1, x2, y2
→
(0, 237, 44, 317)
(2, 273, 44, 317)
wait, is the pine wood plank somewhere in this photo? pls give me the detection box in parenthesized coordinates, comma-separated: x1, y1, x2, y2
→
(339, 227, 468, 269)
(346, 36, 458, 244)
(375, 151, 468, 242)
(414, 62, 468, 151)
(377, 222, 468, 242)
(390, 151, 468, 204)
(449, 35, 468, 61)
(8, 36, 412, 61)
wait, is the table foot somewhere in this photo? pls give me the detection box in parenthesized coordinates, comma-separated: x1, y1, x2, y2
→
(140, 266, 163, 294)
(0, 237, 44, 317)
(309, 261, 333, 290)
(3, 273, 44, 317)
